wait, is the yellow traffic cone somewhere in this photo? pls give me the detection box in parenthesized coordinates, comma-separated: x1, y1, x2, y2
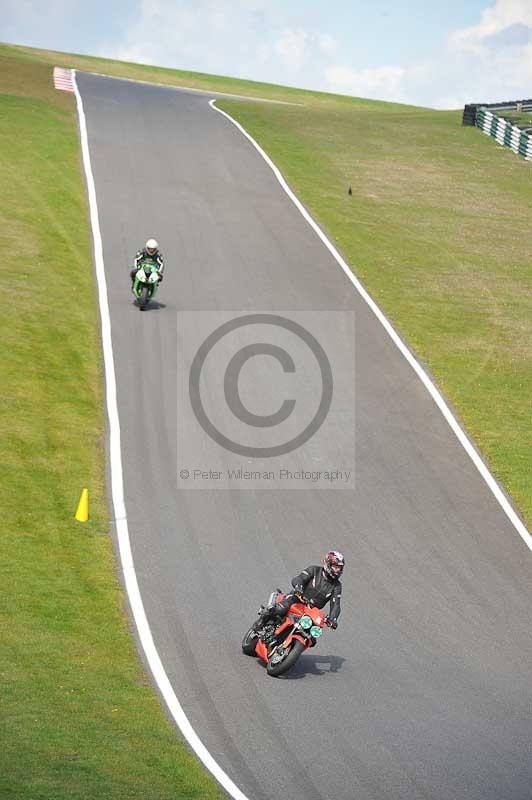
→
(75, 488, 89, 522)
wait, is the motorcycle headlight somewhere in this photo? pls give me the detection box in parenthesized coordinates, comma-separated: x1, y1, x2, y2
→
(299, 615, 313, 629)
(310, 625, 322, 638)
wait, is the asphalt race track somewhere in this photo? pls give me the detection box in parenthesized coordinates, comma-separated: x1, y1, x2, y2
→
(77, 72, 532, 800)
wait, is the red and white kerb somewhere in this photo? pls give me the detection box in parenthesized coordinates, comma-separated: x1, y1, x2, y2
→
(53, 67, 74, 93)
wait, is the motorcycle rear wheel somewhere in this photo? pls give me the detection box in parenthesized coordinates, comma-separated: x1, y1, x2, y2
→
(266, 639, 304, 677)
(241, 626, 259, 656)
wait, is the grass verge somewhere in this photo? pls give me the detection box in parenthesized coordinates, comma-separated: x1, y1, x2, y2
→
(0, 47, 225, 800)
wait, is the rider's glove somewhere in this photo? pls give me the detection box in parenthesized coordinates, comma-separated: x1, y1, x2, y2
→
(326, 617, 338, 629)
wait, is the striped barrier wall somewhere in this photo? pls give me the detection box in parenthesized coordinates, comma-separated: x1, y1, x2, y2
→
(475, 107, 532, 161)
(53, 67, 74, 93)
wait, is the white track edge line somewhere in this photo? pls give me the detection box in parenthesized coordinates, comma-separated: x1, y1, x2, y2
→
(71, 69, 251, 800)
(209, 98, 532, 552)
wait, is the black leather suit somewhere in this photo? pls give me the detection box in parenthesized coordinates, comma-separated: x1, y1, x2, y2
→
(262, 565, 342, 627)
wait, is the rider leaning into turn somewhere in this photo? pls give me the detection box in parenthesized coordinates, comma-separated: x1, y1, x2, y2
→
(130, 238, 165, 287)
(256, 551, 344, 638)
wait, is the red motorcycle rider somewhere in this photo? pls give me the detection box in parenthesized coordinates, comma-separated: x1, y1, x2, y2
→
(254, 550, 344, 643)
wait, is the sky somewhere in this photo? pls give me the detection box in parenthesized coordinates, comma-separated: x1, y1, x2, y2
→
(4, 0, 532, 108)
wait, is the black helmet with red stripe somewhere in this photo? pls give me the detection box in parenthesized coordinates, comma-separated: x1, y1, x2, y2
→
(323, 550, 345, 580)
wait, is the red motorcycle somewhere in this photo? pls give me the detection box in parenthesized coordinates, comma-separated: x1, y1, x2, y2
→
(242, 590, 331, 676)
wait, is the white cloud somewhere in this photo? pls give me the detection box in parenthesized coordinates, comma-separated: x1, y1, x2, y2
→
(3, 0, 72, 45)
(322, 1, 532, 109)
(101, 0, 339, 88)
(273, 29, 310, 71)
(270, 30, 339, 71)
(325, 64, 410, 103)
(317, 34, 338, 55)
(449, 0, 532, 52)
(440, 0, 532, 106)
(108, 0, 268, 74)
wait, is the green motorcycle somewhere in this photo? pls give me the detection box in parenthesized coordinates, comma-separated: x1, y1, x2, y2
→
(132, 261, 161, 311)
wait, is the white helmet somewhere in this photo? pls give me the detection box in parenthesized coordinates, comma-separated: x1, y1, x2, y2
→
(145, 238, 159, 255)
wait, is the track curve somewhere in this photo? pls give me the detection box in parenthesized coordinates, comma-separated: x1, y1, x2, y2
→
(77, 72, 532, 800)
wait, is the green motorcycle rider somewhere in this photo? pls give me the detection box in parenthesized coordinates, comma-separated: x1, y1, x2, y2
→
(130, 238, 164, 288)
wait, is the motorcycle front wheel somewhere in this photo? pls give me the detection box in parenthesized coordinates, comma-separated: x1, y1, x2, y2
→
(266, 639, 304, 677)
(241, 626, 259, 656)
(139, 285, 149, 310)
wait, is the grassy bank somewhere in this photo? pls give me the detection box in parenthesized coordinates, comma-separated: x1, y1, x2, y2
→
(0, 48, 225, 800)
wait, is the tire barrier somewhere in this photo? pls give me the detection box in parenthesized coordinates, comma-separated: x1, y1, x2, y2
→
(475, 107, 532, 160)
(462, 104, 479, 126)
(463, 99, 532, 161)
